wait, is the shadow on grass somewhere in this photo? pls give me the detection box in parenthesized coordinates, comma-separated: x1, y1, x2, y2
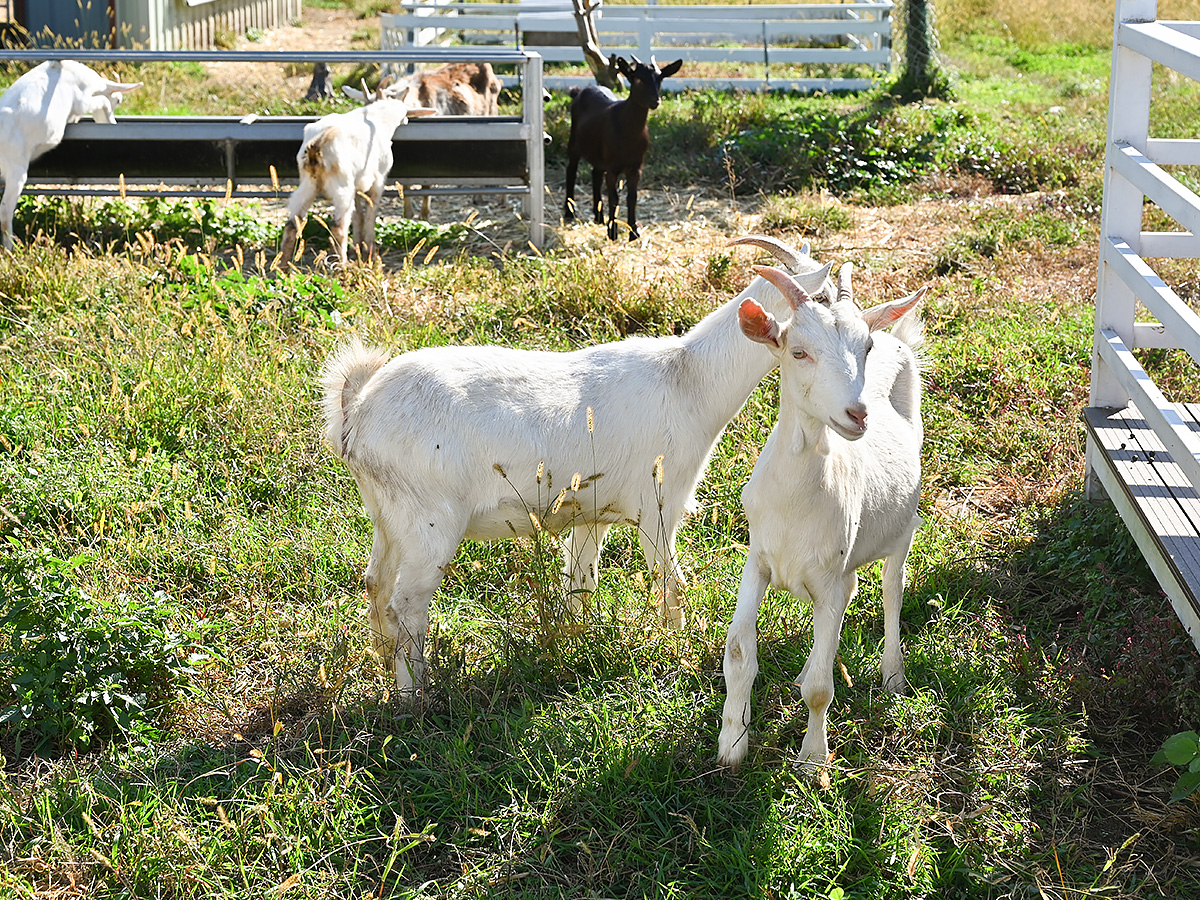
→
(8, 492, 1200, 896)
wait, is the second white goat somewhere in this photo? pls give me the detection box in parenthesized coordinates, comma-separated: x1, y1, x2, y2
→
(0, 60, 141, 250)
(321, 236, 837, 692)
(279, 92, 435, 269)
(717, 262, 926, 769)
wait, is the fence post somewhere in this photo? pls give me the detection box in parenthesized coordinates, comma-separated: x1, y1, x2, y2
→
(1088, 0, 1158, 498)
(762, 21, 769, 87)
(524, 51, 545, 249)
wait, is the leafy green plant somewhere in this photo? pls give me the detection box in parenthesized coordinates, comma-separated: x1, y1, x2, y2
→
(1154, 731, 1200, 802)
(0, 548, 206, 755)
(13, 195, 466, 256)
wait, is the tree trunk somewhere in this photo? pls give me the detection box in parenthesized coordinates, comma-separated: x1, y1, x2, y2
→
(571, 0, 618, 89)
(891, 0, 951, 101)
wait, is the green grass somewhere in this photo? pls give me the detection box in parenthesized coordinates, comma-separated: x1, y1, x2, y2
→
(4, 9, 1200, 900)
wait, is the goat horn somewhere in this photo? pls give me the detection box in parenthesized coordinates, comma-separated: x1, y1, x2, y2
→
(752, 265, 812, 312)
(726, 234, 807, 273)
(360, 78, 371, 102)
(837, 262, 854, 306)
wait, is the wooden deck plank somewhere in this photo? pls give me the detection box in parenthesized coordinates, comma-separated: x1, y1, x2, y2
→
(1084, 405, 1200, 648)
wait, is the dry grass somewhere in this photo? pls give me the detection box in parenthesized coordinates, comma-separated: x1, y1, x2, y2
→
(938, 0, 1200, 47)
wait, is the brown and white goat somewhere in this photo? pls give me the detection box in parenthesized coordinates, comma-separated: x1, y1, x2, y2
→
(278, 90, 435, 270)
(343, 62, 501, 219)
(564, 55, 681, 241)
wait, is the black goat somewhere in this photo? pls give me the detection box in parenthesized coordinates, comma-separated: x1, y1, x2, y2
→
(564, 56, 682, 241)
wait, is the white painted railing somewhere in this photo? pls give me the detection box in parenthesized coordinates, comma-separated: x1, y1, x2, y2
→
(1086, 0, 1200, 649)
(382, 1, 895, 92)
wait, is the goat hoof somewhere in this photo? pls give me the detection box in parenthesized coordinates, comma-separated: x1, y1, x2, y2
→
(628, 229, 640, 242)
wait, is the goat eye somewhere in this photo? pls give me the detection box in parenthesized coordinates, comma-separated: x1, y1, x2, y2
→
(792, 348, 808, 360)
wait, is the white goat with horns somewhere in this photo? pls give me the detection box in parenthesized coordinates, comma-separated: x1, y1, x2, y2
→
(321, 235, 849, 692)
(0, 60, 141, 250)
(717, 261, 927, 769)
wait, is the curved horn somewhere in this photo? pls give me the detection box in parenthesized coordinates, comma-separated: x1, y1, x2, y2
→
(105, 79, 142, 94)
(752, 265, 812, 312)
(726, 234, 807, 273)
(837, 261, 853, 306)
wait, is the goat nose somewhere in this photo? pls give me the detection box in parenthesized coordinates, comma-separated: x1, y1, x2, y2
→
(846, 404, 868, 430)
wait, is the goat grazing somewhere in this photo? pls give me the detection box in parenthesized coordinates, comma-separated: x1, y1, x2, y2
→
(321, 235, 836, 692)
(0, 60, 141, 250)
(279, 91, 435, 269)
(564, 55, 682, 241)
(717, 262, 927, 769)
(343, 62, 501, 219)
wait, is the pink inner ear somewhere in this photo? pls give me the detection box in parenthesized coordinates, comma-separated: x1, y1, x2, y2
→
(738, 298, 778, 345)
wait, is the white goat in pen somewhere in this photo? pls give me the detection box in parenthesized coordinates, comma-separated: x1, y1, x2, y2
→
(320, 236, 839, 692)
(717, 261, 927, 769)
(279, 91, 435, 270)
(0, 60, 141, 250)
(342, 63, 501, 219)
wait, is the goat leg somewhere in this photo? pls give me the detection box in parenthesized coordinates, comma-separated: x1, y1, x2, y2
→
(0, 166, 28, 251)
(625, 167, 641, 241)
(605, 171, 621, 240)
(564, 156, 579, 221)
(592, 166, 606, 226)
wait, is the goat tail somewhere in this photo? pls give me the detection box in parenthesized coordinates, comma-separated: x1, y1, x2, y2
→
(320, 339, 392, 459)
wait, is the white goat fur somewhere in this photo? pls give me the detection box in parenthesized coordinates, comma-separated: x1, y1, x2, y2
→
(342, 63, 500, 219)
(0, 60, 141, 250)
(320, 237, 837, 692)
(279, 95, 435, 269)
(717, 262, 927, 768)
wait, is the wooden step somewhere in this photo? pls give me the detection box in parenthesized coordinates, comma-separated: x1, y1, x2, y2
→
(1083, 404, 1200, 650)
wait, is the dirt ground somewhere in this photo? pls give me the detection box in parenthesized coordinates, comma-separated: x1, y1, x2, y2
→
(209, 4, 1056, 296)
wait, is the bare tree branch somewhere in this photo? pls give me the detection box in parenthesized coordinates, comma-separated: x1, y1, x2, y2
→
(571, 0, 618, 89)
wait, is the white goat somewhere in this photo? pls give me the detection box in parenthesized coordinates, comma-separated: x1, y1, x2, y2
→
(320, 236, 838, 692)
(343, 63, 500, 220)
(0, 60, 141, 250)
(717, 262, 926, 769)
(279, 92, 435, 269)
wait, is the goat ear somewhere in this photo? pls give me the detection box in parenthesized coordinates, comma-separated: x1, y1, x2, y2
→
(738, 298, 782, 348)
(753, 264, 812, 312)
(861, 286, 927, 332)
(616, 56, 633, 76)
(659, 59, 683, 78)
(341, 84, 366, 101)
